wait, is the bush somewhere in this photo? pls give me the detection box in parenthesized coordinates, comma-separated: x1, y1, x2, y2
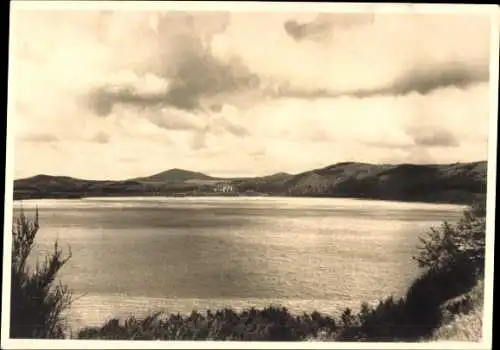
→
(337, 200, 487, 342)
(10, 207, 73, 339)
(413, 200, 486, 278)
(77, 306, 339, 341)
(402, 200, 486, 338)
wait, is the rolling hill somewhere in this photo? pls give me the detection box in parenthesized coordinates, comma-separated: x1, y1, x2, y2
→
(281, 161, 487, 203)
(12, 161, 487, 204)
(133, 168, 215, 183)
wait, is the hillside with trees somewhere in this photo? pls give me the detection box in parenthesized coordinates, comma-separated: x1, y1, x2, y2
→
(13, 161, 487, 204)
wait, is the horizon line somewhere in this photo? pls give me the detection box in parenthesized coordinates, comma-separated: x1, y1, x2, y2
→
(13, 159, 488, 182)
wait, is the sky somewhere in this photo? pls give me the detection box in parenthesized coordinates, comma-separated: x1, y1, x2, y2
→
(8, 5, 494, 180)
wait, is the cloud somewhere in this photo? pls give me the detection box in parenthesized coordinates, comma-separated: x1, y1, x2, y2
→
(19, 133, 59, 143)
(86, 12, 259, 115)
(90, 131, 110, 144)
(209, 104, 223, 113)
(272, 62, 488, 100)
(87, 71, 171, 116)
(9, 8, 492, 180)
(249, 148, 267, 157)
(118, 156, 140, 163)
(208, 104, 249, 137)
(389, 62, 489, 96)
(284, 13, 374, 41)
(146, 107, 207, 132)
(241, 81, 488, 169)
(87, 57, 259, 114)
(214, 12, 490, 98)
(407, 128, 460, 148)
(284, 18, 330, 42)
(98, 102, 250, 152)
(190, 129, 208, 150)
(184, 104, 250, 150)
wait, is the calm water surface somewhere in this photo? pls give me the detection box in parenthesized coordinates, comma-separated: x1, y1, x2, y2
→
(12, 197, 464, 332)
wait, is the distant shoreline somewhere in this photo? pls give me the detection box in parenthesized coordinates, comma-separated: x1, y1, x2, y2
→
(13, 160, 487, 207)
(11, 192, 480, 206)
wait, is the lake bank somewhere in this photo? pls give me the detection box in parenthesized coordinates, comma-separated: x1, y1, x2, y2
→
(12, 191, 484, 205)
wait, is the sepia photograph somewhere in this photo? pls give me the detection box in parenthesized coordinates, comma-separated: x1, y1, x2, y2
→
(2, 1, 498, 349)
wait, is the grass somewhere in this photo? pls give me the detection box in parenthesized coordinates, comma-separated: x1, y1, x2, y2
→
(431, 279, 484, 342)
(433, 308, 483, 342)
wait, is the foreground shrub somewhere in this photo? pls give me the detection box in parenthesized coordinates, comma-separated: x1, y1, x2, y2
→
(10, 208, 73, 339)
(414, 200, 486, 279)
(336, 200, 487, 342)
(77, 306, 339, 341)
(406, 200, 486, 333)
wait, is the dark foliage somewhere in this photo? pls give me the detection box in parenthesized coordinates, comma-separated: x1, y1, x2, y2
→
(10, 208, 72, 339)
(77, 306, 338, 341)
(339, 199, 487, 341)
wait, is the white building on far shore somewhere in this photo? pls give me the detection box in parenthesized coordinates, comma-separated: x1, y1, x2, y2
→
(214, 183, 234, 192)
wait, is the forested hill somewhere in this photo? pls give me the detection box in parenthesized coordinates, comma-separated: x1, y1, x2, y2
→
(275, 161, 487, 204)
(13, 161, 487, 204)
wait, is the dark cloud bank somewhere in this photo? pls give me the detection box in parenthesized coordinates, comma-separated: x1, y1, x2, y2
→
(87, 12, 259, 117)
(85, 12, 255, 148)
(275, 63, 489, 100)
(284, 13, 375, 42)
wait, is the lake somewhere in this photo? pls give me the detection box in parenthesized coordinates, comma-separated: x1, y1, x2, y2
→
(11, 196, 464, 333)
